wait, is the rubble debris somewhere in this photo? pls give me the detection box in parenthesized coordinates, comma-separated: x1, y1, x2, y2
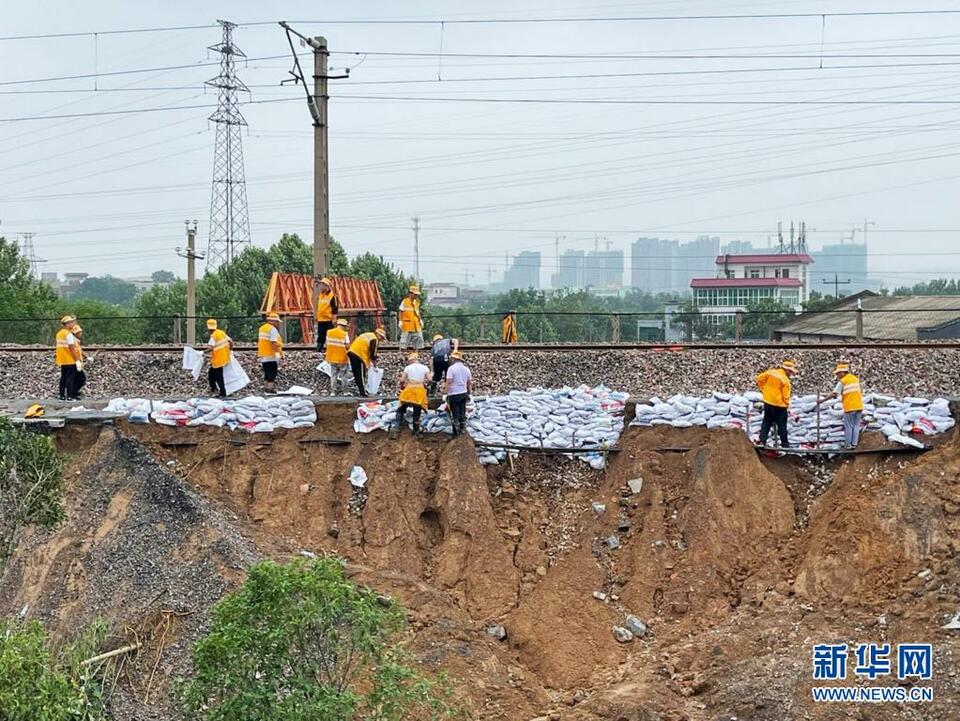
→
(591, 501, 606, 515)
(612, 625, 634, 643)
(486, 624, 508, 641)
(605, 535, 621, 550)
(627, 477, 643, 494)
(624, 615, 647, 638)
(592, 591, 607, 602)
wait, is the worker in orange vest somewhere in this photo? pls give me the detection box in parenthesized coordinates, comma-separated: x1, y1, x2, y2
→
(55, 315, 81, 400)
(756, 359, 797, 448)
(347, 327, 387, 397)
(203, 318, 233, 398)
(819, 362, 865, 448)
(396, 351, 430, 436)
(314, 277, 339, 352)
(324, 319, 351, 395)
(257, 313, 283, 394)
(501, 310, 518, 344)
(398, 285, 423, 351)
(71, 322, 87, 398)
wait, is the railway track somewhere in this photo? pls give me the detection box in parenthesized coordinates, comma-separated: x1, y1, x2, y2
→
(3, 342, 960, 353)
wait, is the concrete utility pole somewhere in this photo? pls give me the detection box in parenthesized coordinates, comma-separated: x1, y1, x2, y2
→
(823, 273, 851, 299)
(176, 220, 202, 344)
(279, 23, 348, 279)
(412, 216, 420, 281)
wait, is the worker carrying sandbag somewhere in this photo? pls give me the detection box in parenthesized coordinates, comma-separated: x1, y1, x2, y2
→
(756, 359, 797, 448)
(818, 362, 865, 448)
(396, 351, 430, 436)
(348, 327, 387, 397)
(257, 313, 283, 394)
(398, 285, 424, 351)
(313, 276, 339, 353)
(325, 319, 351, 396)
(203, 318, 233, 398)
(55, 315, 81, 401)
(501, 310, 518, 344)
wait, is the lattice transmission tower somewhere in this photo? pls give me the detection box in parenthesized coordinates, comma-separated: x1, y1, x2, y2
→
(16, 232, 44, 277)
(205, 20, 251, 270)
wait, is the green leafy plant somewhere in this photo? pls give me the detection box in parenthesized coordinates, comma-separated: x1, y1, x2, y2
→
(0, 418, 66, 568)
(0, 617, 109, 721)
(180, 558, 462, 721)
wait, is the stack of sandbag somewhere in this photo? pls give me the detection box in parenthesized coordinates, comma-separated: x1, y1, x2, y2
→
(354, 385, 629, 469)
(630, 392, 954, 449)
(104, 396, 317, 432)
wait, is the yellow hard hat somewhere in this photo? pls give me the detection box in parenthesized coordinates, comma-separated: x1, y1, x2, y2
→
(375, 327, 387, 339)
(266, 312, 281, 322)
(409, 285, 421, 295)
(206, 318, 218, 330)
(450, 350, 464, 360)
(781, 359, 798, 372)
(24, 404, 45, 418)
(319, 277, 332, 286)
(71, 324, 82, 333)
(432, 333, 443, 342)
(336, 318, 349, 327)
(60, 315, 76, 324)
(406, 351, 419, 361)
(834, 362, 850, 373)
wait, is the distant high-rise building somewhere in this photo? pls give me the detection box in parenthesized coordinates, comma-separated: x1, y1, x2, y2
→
(721, 239, 758, 255)
(502, 251, 541, 290)
(810, 242, 869, 295)
(552, 249, 585, 289)
(583, 249, 624, 289)
(630, 237, 675, 292)
(673, 236, 720, 294)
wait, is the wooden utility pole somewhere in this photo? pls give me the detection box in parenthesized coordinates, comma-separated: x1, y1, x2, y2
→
(176, 220, 202, 344)
(823, 274, 851, 298)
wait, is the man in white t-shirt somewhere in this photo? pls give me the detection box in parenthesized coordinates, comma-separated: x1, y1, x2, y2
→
(444, 350, 473, 438)
(396, 352, 431, 436)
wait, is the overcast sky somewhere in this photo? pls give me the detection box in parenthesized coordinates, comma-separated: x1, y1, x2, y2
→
(1, 0, 959, 291)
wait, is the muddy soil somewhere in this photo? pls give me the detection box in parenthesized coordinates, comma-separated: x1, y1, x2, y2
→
(3, 414, 960, 721)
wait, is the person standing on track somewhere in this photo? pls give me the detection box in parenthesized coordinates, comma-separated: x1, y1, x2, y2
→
(257, 313, 283, 394)
(347, 327, 387, 397)
(819, 362, 865, 448)
(429, 333, 459, 395)
(324, 318, 351, 395)
(396, 351, 430, 436)
(445, 350, 473, 438)
(71, 322, 87, 398)
(204, 318, 233, 398)
(55, 315, 81, 401)
(756, 359, 797, 448)
(314, 277, 339, 353)
(398, 285, 424, 351)
(501, 310, 518, 344)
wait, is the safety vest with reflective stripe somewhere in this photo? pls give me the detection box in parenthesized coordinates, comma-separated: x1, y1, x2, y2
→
(209, 329, 232, 369)
(315, 291, 336, 322)
(257, 323, 282, 362)
(348, 332, 378, 367)
(55, 328, 77, 366)
(501, 315, 518, 344)
(840, 373, 864, 412)
(399, 297, 422, 332)
(325, 327, 349, 365)
(756, 367, 791, 408)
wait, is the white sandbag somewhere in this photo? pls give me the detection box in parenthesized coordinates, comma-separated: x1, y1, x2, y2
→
(366, 366, 384, 395)
(182, 346, 204, 381)
(889, 433, 925, 449)
(222, 357, 250, 395)
(349, 465, 368, 488)
(317, 361, 333, 378)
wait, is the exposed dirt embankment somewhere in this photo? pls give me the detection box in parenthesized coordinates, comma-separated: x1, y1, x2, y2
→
(4, 412, 960, 720)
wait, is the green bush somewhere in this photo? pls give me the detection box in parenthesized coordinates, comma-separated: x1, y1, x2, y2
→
(0, 418, 66, 567)
(0, 618, 109, 721)
(180, 558, 462, 721)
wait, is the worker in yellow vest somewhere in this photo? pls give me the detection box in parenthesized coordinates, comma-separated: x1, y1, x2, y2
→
(820, 362, 865, 448)
(71, 323, 87, 398)
(398, 285, 423, 351)
(396, 351, 430, 436)
(756, 359, 797, 448)
(55, 315, 81, 400)
(324, 318, 351, 395)
(203, 319, 233, 398)
(501, 310, 518, 344)
(257, 313, 283, 394)
(314, 277, 339, 352)
(348, 327, 387, 397)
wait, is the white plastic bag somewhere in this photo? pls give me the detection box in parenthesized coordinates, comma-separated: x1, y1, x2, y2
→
(366, 366, 384, 395)
(317, 361, 332, 378)
(222, 357, 251, 395)
(182, 346, 204, 381)
(349, 465, 368, 488)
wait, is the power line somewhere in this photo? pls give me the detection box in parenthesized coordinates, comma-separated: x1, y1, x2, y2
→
(0, 97, 297, 123)
(333, 94, 960, 106)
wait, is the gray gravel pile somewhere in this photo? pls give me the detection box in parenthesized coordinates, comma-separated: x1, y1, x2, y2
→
(2, 346, 959, 400)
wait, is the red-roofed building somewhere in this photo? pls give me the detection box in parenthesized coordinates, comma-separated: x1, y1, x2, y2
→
(690, 252, 813, 322)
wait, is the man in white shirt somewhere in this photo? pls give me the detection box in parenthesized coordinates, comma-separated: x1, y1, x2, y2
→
(444, 350, 473, 438)
(396, 352, 430, 436)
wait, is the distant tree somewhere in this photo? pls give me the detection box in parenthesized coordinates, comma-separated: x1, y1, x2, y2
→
(134, 280, 187, 343)
(151, 269, 176, 283)
(71, 275, 139, 306)
(61, 298, 140, 344)
(893, 278, 960, 296)
(742, 297, 794, 339)
(0, 237, 61, 344)
(349, 252, 417, 323)
(801, 290, 839, 312)
(675, 300, 724, 341)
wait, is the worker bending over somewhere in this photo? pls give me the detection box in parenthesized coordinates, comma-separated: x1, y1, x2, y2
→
(71, 323, 87, 398)
(501, 311, 518, 344)
(396, 352, 430, 436)
(347, 327, 387, 397)
(429, 333, 459, 395)
(204, 319, 233, 398)
(314, 277, 339, 352)
(756, 359, 797, 448)
(55, 315, 82, 400)
(398, 285, 424, 350)
(819, 362, 865, 448)
(445, 350, 473, 438)
(257, 313, 283, 394)
(325, 319, 351, 395)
